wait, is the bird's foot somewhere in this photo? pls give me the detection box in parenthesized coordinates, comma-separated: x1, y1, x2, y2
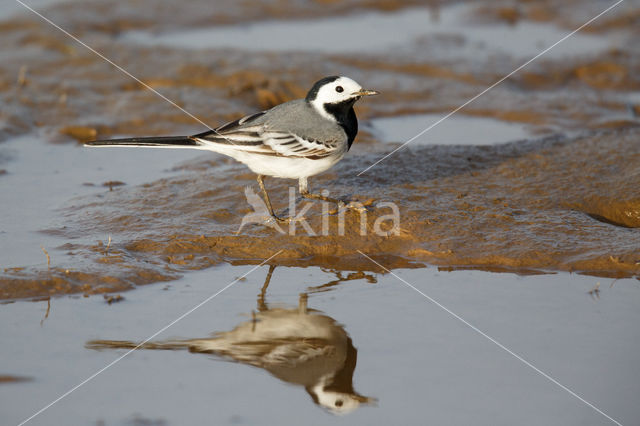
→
(329, 198, 376, 215)
(267, 213, 308, 225)
(268, 214, 293, 224)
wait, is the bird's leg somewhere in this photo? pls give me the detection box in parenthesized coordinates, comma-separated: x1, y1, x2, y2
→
(257, 175, 291, 223)
(298, 292, 308, 314)
(298, 177, 344, 206)
(257, 265, 275, 312)
(298, 177, 366, 213)
(257, 175, 277, 216)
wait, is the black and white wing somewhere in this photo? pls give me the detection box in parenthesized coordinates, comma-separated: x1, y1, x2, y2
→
(193, 112, 341, 159)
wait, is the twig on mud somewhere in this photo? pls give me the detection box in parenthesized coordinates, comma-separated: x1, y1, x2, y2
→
(40, 298, 51, 327)
(40, 245, 51, 268)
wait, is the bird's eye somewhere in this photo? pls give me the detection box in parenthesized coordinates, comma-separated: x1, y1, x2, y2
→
(335, 86, 344, 93)
(335, 400, 343, 407)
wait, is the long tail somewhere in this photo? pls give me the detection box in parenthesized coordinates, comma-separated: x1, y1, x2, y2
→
(85, 339, 191, 351)
(85, 135, 203, 148)
(85, 338, 227, 353)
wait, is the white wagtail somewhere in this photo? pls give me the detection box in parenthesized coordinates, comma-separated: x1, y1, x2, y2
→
(86, 76, 379, 222)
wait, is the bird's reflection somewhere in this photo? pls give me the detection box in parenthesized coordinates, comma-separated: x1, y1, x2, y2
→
(87, 266, 376, 415)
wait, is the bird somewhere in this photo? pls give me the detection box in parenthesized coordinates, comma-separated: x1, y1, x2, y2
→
(86, 76, 379, 222)
(86, 266, 375, 415)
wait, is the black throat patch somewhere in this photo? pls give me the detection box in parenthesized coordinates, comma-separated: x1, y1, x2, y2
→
(323, 99, 358, 150)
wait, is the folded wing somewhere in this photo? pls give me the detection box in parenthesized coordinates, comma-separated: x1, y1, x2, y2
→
(194, 111, 339, 159)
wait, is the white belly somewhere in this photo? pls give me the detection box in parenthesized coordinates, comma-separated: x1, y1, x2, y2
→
(211, 147, 345, 179)
(248, 154, 343, 178)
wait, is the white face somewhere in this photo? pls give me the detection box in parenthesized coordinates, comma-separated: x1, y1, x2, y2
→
(316, 390, 363, 415)
(313, 76, 364, 105)
(309, 77, 365, 121)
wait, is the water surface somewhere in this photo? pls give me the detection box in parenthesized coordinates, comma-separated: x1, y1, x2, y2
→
(369, 114, 531, 145)
(125, 4, 616, 59)
(2, 264, 638, 425)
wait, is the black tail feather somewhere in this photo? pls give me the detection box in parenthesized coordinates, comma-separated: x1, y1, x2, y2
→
(85, 135, 201, 147)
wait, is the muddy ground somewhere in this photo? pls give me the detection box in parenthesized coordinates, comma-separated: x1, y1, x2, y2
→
(1, 0, 639, 300)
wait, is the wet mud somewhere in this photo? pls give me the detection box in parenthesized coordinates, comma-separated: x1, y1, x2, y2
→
(3, 127, 638, 300)
(68, 128, 640, 276)
(1, 0, 639, 299)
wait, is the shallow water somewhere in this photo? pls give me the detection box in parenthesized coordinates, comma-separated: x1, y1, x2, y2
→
(125, 4, 617, 59)
(2, 264, 639, 425)
(369, 113, 532, 145)
(1, 0, 74, 18)
(0, 133, 203, 267)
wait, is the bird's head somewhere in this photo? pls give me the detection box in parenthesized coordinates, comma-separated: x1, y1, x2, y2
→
(306, 76, 379, 122)
(313, 389, 376, 415)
